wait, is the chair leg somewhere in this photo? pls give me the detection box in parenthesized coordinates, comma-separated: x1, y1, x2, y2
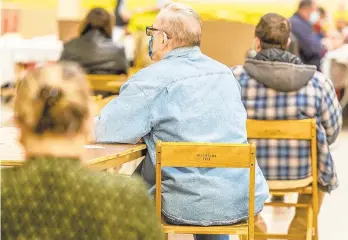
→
(311, 190, 323, 240)
(306, 207, 314, 240)
(313, 210, 319, 240)
(164, 233, 169, 240)
(239, 234, 248, 240)
(307, 207, 319, 240)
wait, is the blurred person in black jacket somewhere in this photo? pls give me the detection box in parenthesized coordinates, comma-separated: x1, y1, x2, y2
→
(61, 8, 128, 75)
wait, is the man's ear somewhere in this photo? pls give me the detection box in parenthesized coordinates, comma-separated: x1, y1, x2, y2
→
(287, 37, 292, 48)
(254, 37, 262, 52)
(162, 32, 168, 43)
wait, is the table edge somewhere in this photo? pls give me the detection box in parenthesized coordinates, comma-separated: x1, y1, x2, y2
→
(0, 144, 147, 167)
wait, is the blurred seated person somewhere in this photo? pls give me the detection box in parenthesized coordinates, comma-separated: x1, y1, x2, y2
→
(61, 8, 128, 75)
(95, 3, 269, 240)
(113, 0, 129, 43)
(322, 27, 348, 104)
(313, 7, 327, 40)
(113, 0, 135, 65)
(231, 13, 342, 239)
(1, 63, 163, 240)
(336, 18, 347, 34)
(344, 27, 348, 44)
(290, 0, 327, 71)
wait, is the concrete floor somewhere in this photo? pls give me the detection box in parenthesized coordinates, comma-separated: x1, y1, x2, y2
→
(1, 102, 347, 240)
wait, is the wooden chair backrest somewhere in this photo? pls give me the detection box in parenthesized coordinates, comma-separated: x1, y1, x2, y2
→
(155, 141, 256, 236)
(87, 74, 127, 93)
(87, 74, 128, 82)
(86, 67, 141, 82)
(86, 68, 141, 92)
(246, 119, 315, 140)
(246, 119, 318, 198)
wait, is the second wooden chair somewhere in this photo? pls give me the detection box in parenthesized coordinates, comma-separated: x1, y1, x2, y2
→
(155, 141, 257, 240)
(247, 119, 318, 240)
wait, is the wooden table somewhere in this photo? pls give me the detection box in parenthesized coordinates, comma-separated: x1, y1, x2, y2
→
(0, 127, 146, 171)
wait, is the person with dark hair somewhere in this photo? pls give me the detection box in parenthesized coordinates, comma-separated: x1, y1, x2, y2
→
(232, 13, 342, 239)
(61, 8, 128, 75)
(113, 0, 129, 42)
(290, 0, 327, 70)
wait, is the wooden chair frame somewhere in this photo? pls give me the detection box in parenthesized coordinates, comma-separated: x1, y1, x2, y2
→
(87, 68, 140, 93)
(155, 141, 257, 240)
(246, 119, 318, 240)
(87, 74, 127, 93)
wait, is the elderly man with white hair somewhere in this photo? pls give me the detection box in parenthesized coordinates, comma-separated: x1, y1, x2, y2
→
(95, 3, 269, 240)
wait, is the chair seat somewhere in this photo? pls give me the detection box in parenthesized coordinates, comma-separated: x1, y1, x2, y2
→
(268, 177, 313, 191)
(162, 221, 249, 235)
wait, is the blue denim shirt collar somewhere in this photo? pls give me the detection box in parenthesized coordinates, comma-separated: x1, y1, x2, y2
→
(163, 46, 201, 59)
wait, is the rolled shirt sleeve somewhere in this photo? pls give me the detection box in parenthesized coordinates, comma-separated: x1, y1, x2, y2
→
(319, 77, 342, 145)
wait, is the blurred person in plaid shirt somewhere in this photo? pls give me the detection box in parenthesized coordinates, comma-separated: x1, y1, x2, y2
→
(232, 13, 342, 238)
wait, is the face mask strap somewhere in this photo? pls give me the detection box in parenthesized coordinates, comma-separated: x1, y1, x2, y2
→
(148, 32, 170, 59)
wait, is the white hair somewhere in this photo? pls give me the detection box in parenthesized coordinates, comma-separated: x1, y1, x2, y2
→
(157, 3, 202, 47)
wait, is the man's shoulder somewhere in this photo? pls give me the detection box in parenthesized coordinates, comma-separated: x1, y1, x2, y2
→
(310, 71, 334, 91)
(132, 61, 169, 79)
(289, 14, 301, 24)
(123, 62, 170, 95)
(289, 14, 310, 32)
(70, 170, 151, 210)
(1, 168, 18, 192)
(230, 65, 249, 80)
(63, 37, 81, 48)
(128, 56, 232, 92)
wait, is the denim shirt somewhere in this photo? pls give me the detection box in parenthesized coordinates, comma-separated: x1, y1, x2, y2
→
(95, 47, 269, 225)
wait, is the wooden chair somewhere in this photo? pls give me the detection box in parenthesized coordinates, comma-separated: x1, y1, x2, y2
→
(87, 74, 128, 93)
(87, 68, 140, 93)
(246, 119, 318, 240)
(155, 141, 257, 240)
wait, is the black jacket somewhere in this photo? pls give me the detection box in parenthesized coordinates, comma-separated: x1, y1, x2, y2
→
(61, 30, 128, 75)
(115, 0, 127, 27)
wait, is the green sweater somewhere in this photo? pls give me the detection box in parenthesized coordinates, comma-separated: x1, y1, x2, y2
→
(1, 157, 164, 240)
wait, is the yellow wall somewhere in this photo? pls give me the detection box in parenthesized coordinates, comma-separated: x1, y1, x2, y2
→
(3, 0, 58, 38)
(81, 0, 115, 11)
(3, 0, 58, 9)
(2, 0, 347, 38)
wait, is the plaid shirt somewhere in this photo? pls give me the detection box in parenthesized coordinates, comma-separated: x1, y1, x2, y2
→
(232, 66, 342, 192)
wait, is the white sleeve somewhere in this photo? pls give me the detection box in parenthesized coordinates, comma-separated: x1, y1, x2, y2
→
(156, 0, 171, 8)
(119, 0, 126, 12)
